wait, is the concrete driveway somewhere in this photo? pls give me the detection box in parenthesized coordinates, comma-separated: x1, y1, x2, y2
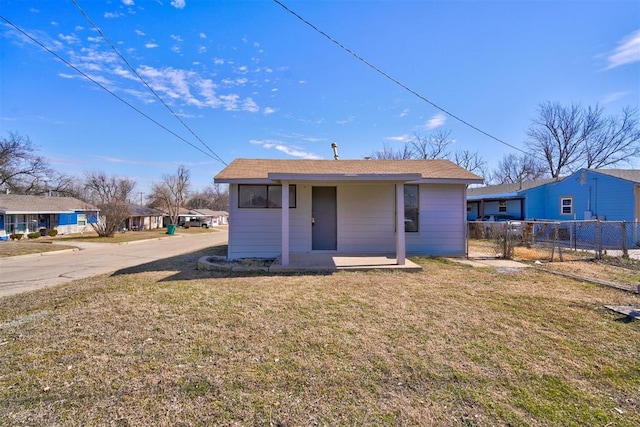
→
(0, 230, 228, 298)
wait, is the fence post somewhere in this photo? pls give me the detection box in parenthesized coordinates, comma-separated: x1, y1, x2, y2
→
(622, 221, 628, 259)
(596, 220, 603, 260)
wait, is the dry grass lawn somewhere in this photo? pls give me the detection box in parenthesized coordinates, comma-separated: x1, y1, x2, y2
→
(1, 252, 639, 426)
(0, 227, 219, 258)
(0, 240, 77, 258)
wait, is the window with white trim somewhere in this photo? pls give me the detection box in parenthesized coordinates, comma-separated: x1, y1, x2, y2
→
(77, 214, 87, 227)
(560, 197, 573, 215)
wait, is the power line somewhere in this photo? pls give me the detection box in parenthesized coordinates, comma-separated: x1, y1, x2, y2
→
(0, 15, 225, 164)
(71, 0, 227, 166)
(272, 0, 529, 156)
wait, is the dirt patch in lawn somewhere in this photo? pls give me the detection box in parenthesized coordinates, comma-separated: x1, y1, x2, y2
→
(1, 258, 638, 426)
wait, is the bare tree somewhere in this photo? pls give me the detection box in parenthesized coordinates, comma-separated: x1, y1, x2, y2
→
(409, 130, 453, 159)
(187, 183, 229, 211)
(491, 153, 548, 184)
(84, 172, 135, 237)
(370, 142, 413, 160)
(585, 106, 640, 169)
(526, 102, 640, 178)
(0, 131, 53, 193)
(453, 149, 487, 176)
(150, 165, 191, 226)
(370, 130, 488, 181)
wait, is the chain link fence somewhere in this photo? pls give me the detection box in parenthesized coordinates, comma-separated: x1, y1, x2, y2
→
(468, 220, 640, 261)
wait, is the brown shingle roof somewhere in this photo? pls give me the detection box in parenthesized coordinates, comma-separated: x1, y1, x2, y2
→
(215, 159, 483, 182)
(592, 169, 640, 183)
(0, 194, 98, 213)
(467, 178, 557, 197)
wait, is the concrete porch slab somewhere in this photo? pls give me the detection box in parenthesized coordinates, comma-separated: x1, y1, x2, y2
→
(269, 253, 422, 272)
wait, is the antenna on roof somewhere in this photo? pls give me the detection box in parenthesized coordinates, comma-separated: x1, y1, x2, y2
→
(331, 142, 339, 160)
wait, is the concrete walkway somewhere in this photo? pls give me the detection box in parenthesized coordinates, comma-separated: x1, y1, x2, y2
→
(269, 253, 422, 272)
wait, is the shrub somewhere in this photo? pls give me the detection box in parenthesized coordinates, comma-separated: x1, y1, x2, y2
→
(27, 232, 41, 239)
(47, 229, 58, 237)
(10, 233, 23, 241)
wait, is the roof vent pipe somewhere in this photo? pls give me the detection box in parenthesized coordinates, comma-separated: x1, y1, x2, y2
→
(331, 142, 339, 160)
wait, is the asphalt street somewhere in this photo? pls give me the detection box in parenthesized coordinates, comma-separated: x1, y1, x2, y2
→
(0, 230, 228, 298)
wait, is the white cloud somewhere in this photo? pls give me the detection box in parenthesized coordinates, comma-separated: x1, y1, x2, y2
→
(399, 108, 410, 117)
(122, 0, 135, 5)
(213, 57, 224, 65)
(601, 91, 630, 104)
(263, 107, 276, 115)
(87, 36, 101, 43)
(243, 98, 259, 113)
(145, 42, 159, 49)
(385, 134, 411, 143)
(336, 116, 355, 125)
(29, 8, 39, 13)
(58, 33, 80, 44)
(250, 140, 321, 159)
(104, 11, 123, 19)
(198, 45, 207, 54)
(605, 29, 640, 69)
(424, 113, 446, 130)
(134, 29, 145, 36)
(171, 34, 183, 42)
(221, 77, 248, 87)
(171, 0, 186, 9)
(237, 65, 248, 74)
(199, 32, 207, 39)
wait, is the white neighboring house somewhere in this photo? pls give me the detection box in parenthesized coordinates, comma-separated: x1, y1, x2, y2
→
(191, 209, 228, 226)
(124, 204, 164, 231)
(214, 158, 483, 265)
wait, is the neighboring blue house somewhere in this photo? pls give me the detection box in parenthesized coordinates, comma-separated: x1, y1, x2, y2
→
(467, 169, 640, 222)
(466, 178, 555, 220)
(0, 194, 99, 239)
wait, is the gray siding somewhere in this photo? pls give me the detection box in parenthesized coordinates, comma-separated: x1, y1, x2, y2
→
(227, 182, 468, 259)
(407, 184, 466, 256)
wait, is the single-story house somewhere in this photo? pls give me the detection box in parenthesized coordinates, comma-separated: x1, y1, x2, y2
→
(191, 209, 228, 226)
(466, 178, 555, 220)
(0, 194, 99, 238)
(124, 204, 164, 231)
(467, 169, 640, 222)
(214, 158, 483, 265)
(163, 208, 205, 228)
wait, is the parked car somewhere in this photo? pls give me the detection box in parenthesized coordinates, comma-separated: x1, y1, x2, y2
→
(179, 218, 209, 228)
(480, 214, 522, 235)
(480, 214, 519, 222)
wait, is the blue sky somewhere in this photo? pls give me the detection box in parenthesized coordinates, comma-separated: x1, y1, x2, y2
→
(1, 0, 639, 195)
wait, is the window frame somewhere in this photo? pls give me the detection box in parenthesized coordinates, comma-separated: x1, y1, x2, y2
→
(498, 200, 507, 213)
(560, 196, 573, 216)
(238, 184, 296, 209)
(404, 184, 419, 233)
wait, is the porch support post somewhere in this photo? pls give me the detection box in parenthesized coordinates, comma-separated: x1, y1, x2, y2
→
(281, 181, 290, 266)
(396, 182, 406, 265)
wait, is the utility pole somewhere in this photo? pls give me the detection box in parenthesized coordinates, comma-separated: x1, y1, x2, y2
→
(139, 192, 144, 206)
